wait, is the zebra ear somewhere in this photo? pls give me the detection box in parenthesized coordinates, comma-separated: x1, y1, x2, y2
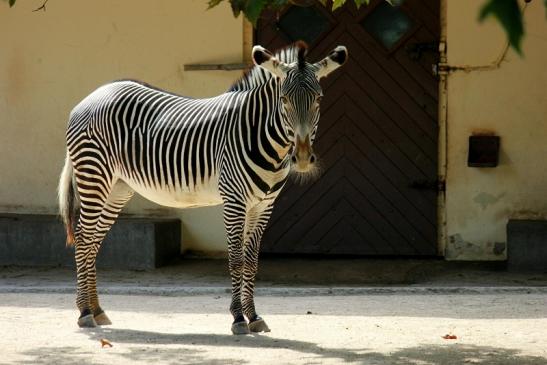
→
(314, 45, 348, 79)
(252, 45, 289, 79)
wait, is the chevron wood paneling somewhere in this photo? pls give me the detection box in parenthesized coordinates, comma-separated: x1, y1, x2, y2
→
(257, 0, 440, 255)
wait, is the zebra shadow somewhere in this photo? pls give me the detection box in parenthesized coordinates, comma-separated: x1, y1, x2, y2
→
(81, 327, 547, 365)
(85, 326, 365, 363)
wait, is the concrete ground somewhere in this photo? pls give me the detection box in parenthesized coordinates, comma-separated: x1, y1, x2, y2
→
(1, 259, 547, 364)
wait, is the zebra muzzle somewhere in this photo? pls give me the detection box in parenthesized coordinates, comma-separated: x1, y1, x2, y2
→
(291, 135, 316, 172)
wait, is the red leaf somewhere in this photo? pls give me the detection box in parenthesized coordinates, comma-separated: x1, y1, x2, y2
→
(442, 334, 458, 340)
(100, 338, 113, 348)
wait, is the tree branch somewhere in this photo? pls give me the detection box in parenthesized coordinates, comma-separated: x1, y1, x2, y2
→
(32, 0, 49, 12)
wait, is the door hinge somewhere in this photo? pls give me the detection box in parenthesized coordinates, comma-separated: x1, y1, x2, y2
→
(409, 179, 446, 192)
(434, 62, 455, 76)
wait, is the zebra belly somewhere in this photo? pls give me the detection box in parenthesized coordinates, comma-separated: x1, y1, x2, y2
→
(123, 178, 223, 209)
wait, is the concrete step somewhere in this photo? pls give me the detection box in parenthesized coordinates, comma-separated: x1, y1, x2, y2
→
(507, 219, 547, 272)
(0, 214, 181, 269)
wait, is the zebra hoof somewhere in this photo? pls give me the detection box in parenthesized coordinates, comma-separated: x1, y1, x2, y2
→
(249, 318, 270, 333)
(77, 314, 97, 328)
(231, 321, 250, 335)
(94, 311, 112, 326)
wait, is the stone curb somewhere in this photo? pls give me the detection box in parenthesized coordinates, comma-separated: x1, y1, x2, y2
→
(1, 285, 547, 296)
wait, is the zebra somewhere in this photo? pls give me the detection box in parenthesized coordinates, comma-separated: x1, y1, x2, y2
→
(58, 41, 347, 334)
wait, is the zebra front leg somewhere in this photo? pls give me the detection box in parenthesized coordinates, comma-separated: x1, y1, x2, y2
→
(242, 243, 270, 333)
(242, 204, 273, 333)
(223, 201, 249, 335)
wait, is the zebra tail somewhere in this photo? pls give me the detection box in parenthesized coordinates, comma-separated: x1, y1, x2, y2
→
(58, 153, 77, 246)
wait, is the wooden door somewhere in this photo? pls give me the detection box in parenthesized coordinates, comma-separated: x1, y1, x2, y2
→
(258, 0, 440, 255)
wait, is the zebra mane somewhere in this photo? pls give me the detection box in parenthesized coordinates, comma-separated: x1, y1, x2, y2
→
(228, 42, 308, 92)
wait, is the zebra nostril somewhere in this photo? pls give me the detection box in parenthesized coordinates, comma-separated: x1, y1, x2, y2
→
(310, 154, 316, 164)
(291, 155, 297, 163)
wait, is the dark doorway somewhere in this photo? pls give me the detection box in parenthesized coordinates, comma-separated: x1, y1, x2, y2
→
(258, 0, 440, 255)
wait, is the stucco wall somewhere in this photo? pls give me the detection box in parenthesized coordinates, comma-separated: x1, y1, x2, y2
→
(0, 0, 241, 253)
(444, 0, 547, 259)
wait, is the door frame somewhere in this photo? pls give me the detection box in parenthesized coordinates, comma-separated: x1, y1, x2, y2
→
(437, 0, 447, 257)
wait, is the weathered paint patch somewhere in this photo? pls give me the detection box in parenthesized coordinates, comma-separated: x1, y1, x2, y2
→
(446, 234, 480, 259)
(446, 233, 506, 260)
(473, 192, 506, 210)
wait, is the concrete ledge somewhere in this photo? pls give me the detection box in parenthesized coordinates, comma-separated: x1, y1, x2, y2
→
(507, 219, 547, 272)
(0, 215, 181, 270)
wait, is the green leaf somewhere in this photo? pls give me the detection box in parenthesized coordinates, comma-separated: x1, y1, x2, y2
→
(9, 0, 16, 7)
(244, 0, 268, 25)
(332, 0, 346, 11)
(385, 0, 404, 5)
(479, 0, 524, 55)
(353, 0, 369, 8)
(207, 0, 224, 9)
(229, 0, 246, 17)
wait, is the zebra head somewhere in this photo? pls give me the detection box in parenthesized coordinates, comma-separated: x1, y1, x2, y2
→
(252, 42, 348, 177)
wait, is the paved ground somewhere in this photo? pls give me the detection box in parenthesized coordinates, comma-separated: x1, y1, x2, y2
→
(1, 292, 546, 365)
(1, 259, 546, 364)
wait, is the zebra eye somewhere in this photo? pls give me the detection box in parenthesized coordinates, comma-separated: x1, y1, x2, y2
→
(316, 95, 323, 104)
(280, 96, 289, 105)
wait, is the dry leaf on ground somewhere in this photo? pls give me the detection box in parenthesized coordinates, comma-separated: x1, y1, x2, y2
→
(100, 338, 113, 348)
(442, 334, 458, 340)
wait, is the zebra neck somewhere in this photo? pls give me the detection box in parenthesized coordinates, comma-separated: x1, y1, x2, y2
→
(268, 101, 292, 163)
(239, 83, 291, 171)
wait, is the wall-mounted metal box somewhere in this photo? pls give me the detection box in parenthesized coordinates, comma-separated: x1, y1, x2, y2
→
(468, 135, 500, 167)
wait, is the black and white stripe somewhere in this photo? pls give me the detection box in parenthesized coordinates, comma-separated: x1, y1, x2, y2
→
(58, 42, 347, 333)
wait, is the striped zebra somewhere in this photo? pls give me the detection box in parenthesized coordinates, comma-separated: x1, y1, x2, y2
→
(58, 42, 347, 334)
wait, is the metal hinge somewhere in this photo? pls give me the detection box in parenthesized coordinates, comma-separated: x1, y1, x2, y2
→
(409, 179, 446, 192)
(432, 62, 451, 76)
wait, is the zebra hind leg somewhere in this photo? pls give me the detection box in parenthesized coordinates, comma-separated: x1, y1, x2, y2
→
(74, 220, 101, 328)
(71, 154, 117, 327)
(88, 180, 134, 326)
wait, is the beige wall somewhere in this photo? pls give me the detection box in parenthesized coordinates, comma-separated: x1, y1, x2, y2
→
(444, 0, 547, 259)
(0, 0, 241, 252)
